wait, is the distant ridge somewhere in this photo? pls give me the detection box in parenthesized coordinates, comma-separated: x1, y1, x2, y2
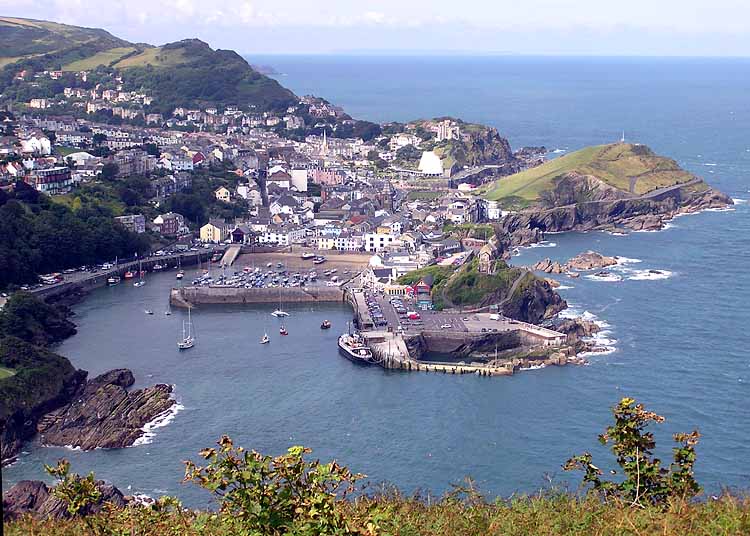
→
(0, 16, 297, 113)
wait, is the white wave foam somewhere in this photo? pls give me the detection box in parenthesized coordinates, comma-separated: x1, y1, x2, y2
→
(558, 309, 617, 357)
(615, 256, 642, 265)
(585, 272, 623, 282)
(627, 269, 673, 281)
(732, 198, 747, 205)
(552, 148, 567, 154)
(555, 285, 575, 290)
(704, 163, 718, 167)
(528, 241, 557, 248)
(605, 230, 628, 236)
(131, 401, 184, 447)
(520, 363, 547, 371)
(704, 207, 735, 212)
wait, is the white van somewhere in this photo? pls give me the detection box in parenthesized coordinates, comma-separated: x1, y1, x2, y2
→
(489, 313, 500, 321)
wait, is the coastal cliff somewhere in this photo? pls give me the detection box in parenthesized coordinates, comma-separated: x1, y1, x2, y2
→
(481, 143, 733, 248)
(38, 369, 176, 450)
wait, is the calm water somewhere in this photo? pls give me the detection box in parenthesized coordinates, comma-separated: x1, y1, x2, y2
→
(5, 56, 750, 504)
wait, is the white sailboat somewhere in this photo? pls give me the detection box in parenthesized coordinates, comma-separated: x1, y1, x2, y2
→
(133, 260, 145, 287)
(260, 333, 270, 344)
(178, 307, 195, 350)
(270, 268, 289, 317)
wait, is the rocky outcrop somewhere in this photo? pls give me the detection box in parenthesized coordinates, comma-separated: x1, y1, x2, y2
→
(37, 369, 176, 450)
(565, 251, 618, 271)
(533, 258, 565, 274)
(495, 179, 733, 251)
(533, 252, 617, 275)
(555, 318, 601, 343)
(500, 276, 567, 323)
(3, 479, 125, 521)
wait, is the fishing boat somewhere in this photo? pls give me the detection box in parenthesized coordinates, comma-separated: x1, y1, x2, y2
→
(178, 308, 195, 350)
(176, 271, 184, 280)
(145, 309, 154, 315)
(260, 333, 270, 344)
(279, 326, 288, 336)
(123, 271, 135, 279)
(301, 252, 315, 260)
(320, 320, 332, 329)
(107, 276, 121, 285)
(153, 263, 164, 271)
(338, 332, 374, 365)
(165, 310, 172, 316)
(133, 280, 145, 287)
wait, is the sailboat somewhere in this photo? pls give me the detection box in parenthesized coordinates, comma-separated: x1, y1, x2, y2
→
(133, 260, 146, 287)
(271, 268, 289, 317)
(176, 257, 184, 280)
(178, 308, 195, 350)
(260, 333, 270, 344)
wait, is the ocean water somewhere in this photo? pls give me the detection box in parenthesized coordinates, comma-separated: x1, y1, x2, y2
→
(5, 56, 750, 505)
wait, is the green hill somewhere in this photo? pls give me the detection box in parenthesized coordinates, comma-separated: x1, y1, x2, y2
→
(480, 143, 704, 207)
(0, 17, 296, 113)
(0, 16, 130, 67)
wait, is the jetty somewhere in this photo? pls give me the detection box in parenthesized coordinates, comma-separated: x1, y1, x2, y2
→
(345, 288, 572, 376)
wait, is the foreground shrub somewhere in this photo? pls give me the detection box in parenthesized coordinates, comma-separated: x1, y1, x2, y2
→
(564, 397, 701, 507)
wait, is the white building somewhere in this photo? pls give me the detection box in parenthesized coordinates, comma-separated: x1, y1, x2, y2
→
(417, 151, 444, 176)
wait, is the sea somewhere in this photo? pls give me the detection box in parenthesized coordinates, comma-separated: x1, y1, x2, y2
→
(4, 56, 749, 506)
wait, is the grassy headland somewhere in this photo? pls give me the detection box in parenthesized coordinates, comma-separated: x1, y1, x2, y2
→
(480, 143, 706, 207)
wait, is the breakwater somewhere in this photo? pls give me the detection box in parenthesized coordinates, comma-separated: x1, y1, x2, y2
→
(170, 285, 346, 308)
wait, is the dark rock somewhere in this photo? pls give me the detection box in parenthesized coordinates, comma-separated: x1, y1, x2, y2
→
(556, 318, 601, 343)
(38, 369, 175, 450)
(3, 479, 125, 521)
(564, 251, 618, 271)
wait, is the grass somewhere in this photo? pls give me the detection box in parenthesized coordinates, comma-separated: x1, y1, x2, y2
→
(443, 258, 518, 306)
(6, 493, 750, 535)
(62, 46, 136, 71)
(481, 143, 699, 203)
(54, 146, 80, 157)
(407, 190, 442, 201)
(113, 46, 188, 69)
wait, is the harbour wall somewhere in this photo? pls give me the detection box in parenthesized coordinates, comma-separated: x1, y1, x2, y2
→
(33, 251, 214, 303)
(171, 286, 346, 308)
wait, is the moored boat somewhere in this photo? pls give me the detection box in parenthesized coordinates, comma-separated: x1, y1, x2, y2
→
(123, 271, 135, 279)
(279, 326, 288, 336)
(338, 333, 374, 365)
(176, 271, 184, 280)
(107, 276, 121, 285)
(301, 252, 315, 260)
(320, 320, 332, 329)
(260, 333, 270, 344)
(178, 308, 195, 350)
(271, 310, 289, 318)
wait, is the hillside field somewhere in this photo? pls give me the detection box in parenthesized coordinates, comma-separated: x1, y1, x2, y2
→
(481, 143, 699, 203)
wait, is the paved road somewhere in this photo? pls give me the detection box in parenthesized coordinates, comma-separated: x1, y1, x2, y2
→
(30, 247, 224, 295)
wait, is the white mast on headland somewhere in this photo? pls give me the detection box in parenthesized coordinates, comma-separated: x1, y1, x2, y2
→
(620, 131, 626, 143)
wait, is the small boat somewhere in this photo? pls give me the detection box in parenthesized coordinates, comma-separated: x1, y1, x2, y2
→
(260, 333, 270, 344)
(320, 320, 332, 330)
(145, 309, 154, 315)
(301, 252, 315, 260)
(153, 264, 164, 271)
(178, 308, 195, 350)
(133, 280, 145, 287)
(271, 309, 289, 318)
(165, 310, 172, 316)
(123, 271, 135, 279)
(176, 271, 184, 280)
(107, 276, 120, 285)
(279, 326, 288, 336)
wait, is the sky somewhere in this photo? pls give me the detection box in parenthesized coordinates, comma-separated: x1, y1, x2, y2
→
(2, 0, 750, 56)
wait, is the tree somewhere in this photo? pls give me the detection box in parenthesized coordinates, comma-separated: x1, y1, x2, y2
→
(100, 163, 119, 181)
(92, 133, 107, 146)
(396, 144, 422, 161)
(564, 397, 701, 507)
